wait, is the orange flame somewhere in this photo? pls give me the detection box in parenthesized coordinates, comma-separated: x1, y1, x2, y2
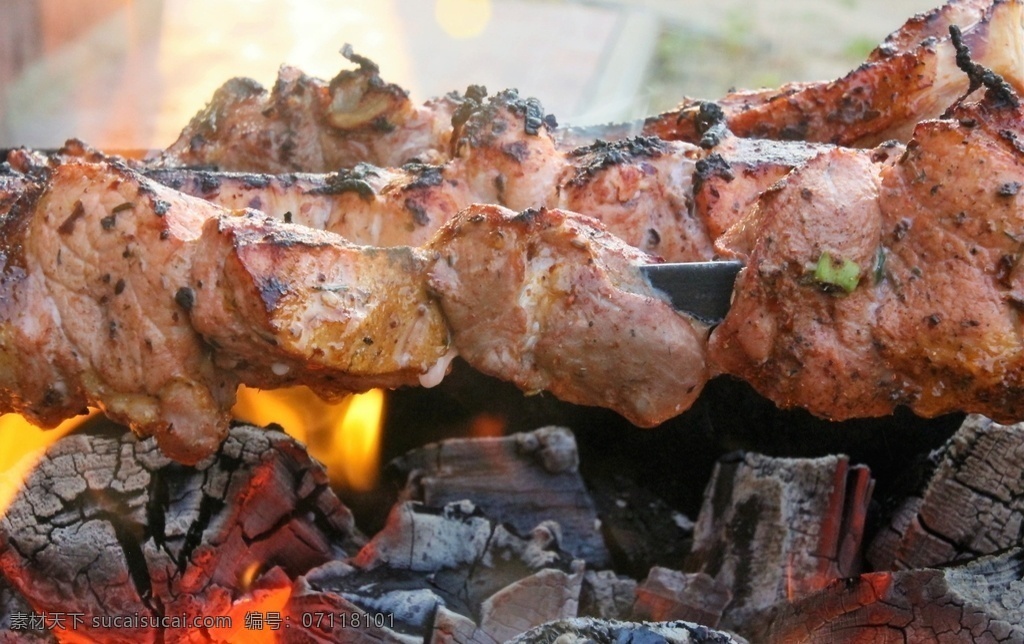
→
(207, 578, 292, 643)
(232, 386, 385, 492)
(239, 560, 262, 594)
(0, 411, 97, 517)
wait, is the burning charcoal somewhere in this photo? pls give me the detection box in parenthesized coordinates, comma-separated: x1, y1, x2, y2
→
(578, 570, 637, 620)
(0, 575, 54, 643)
(296, 500, 583, 641)
(0, 422, 359, 643)
(507, 617, 746, 644)
(389, 426, 610, 567)
(687, 452, 873, 633)
(632, 568, 732, 627)
(765, 548, 1024, 643)
(868, 415, 1024, 571)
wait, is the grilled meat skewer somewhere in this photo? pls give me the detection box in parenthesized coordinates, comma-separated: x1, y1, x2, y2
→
(0, 157, 452, 463)
(0, 155, 706, 463)
(3, 89, 1023, 464)
(156, 0, 1020, 178)
(148, 92, 713, 262)
(12, 107, 828, 268)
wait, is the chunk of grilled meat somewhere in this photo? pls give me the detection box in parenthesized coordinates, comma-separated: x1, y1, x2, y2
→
(692, 132, 839, 242)
(0, 158, 237, 464)
(559, 137, 712, 261)
(426, 204, 710, 427)
(189, 212, 453, 398)
(1, 152, 712, 459)
(158, 46, 463, 172)
(710, 148, 896, 419)
(147, 91, 709, 262)
(644, 0, 1023, 147)
(0, 156, 455, 463)
(710, 90, 1024, 422)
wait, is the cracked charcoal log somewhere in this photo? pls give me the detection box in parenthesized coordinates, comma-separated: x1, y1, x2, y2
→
(632, 568, 732, 628)
(299, 500, 582, 640)
(0, 422, 359, 644)
(687, 452, 874, 634)
(507, 617, 746, 644)
(868, 414, 1024, 571)
(442, 565, 585, 644)
(765, 547, 1024, 643)
(389, 426, 610, 568)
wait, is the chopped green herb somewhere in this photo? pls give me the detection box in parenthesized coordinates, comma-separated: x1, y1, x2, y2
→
(814, 251, 862, 293)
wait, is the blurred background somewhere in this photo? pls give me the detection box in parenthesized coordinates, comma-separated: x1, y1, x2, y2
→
(1, 0, 940, 150)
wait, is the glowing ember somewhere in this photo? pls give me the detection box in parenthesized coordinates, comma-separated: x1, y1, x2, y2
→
(468, 412, 506, 439)
(208, 582, 292, 643)
(232, 385, 385, 492)
(0, 411, 97, 518)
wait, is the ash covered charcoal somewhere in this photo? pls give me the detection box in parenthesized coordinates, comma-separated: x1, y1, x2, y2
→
(868, 414, 1024, 571)
(0, 421, 360, 644)
(578, 570, 637, 621)
(686, 452, 873, 634)
(291, 500, 583, 642)
(389, 425, 610, 567)
(507, 617, 745, 644)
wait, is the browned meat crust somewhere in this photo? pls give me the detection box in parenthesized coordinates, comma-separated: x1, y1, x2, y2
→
(426, 204, 710, 427)
(145, 164, 467, 249)
(692, 133, 837, 242)
(709, 93, 1024, 422)
(157, 46, 463, 172)
(189, 212, 451, 398)
(150, 106, 710, 261)
(559, 137, 711, 261)
(644, 0, 1022, 147)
